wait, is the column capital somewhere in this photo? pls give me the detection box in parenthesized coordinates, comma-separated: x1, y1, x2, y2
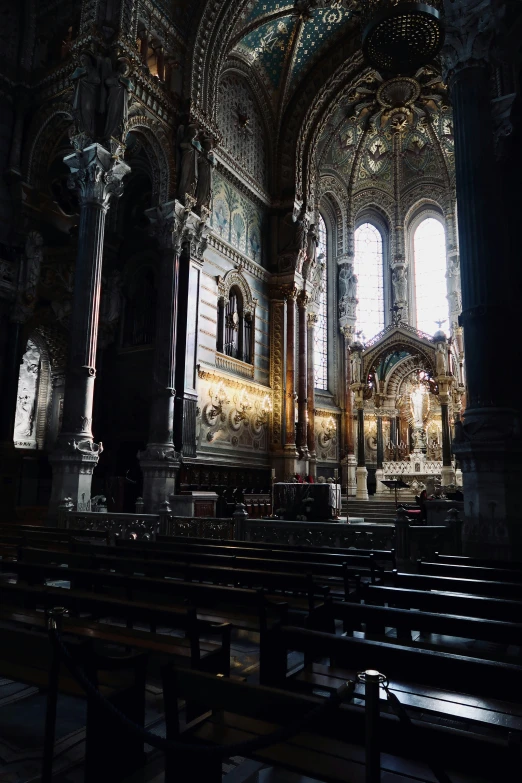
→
(307, 311, 318, 327)
(64, 144, 130, 208)
(441, 0, 500, 84)
(146, 199, 210, 258)
(297, 290, 309, 308)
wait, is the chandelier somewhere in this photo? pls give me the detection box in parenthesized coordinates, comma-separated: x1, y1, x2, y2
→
(361, 0, 444, 74)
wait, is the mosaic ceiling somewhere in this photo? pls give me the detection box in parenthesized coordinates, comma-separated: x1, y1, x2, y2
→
(233, 1, 357, 109)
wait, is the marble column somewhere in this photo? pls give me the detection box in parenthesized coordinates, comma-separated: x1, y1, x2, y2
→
(283, 288, 298, 473)
(306, 312, 317, 478)
(438, 377, 455, 486)
(353, 384, 368, 500)
(443, 0, 521, 557)
(137, 201, 185, 512)
(374, 398, 386, 496)
(296, 293, 308, 459)
(49, 145, 129, 514)
(341, 327, 356, 496)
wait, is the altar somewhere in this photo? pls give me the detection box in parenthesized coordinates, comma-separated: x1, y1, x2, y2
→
(273, 482, 341, 521)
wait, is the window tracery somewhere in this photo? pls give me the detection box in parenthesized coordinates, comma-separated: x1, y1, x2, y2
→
(313, 214, 328, 390)
(217, 73, 268, 188)
(354, 222, 384, 341)
(217, 270, 256, 368)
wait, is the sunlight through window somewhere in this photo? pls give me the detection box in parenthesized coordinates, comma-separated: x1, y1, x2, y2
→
(354, 223, 384, 342)
(314, 215, 328, 390)
(414, 218, 449, 335)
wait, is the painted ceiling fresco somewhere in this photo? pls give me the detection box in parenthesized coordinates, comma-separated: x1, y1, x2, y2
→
(233, 1, 356, 109)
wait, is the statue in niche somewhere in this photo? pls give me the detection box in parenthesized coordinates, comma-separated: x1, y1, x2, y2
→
(410, 385, 426, 428)
(195, 134, 215, 215)
(306, 223, 318, 265)
(103, 58, 133, 140)
(435, 341, 447, 376)
(71, 53, 101, 138)
(281, 206, 307, 254)
(351, 350, 362, 384)
(14, 340, 40, 442)
(101, 269, 123, 325)
(392, 266, 407, 303)
(177, 123, 200, 205)
(23, 231, 43, 304)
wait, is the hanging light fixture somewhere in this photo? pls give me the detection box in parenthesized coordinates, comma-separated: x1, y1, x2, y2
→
(361, 0, 444, 74)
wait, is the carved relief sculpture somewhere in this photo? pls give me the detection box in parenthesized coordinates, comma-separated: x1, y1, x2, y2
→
(195, 134, 215, 215)
(103, 58, 133, 140)
(71, 53, 101, 139)
(177, 123, 200, 205)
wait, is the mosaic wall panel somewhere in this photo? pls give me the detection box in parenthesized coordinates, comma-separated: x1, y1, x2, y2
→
(210, 172, 265, 265)
(217, 73, 268, 188)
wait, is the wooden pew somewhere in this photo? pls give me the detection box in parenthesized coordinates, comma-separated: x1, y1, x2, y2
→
(19, 545, 368, 594)
(362, 583, 522, 622)
(0, 564, 289, 633)
(0, 623, 147, 783)
(0, 592, 231, 676)
(419, 559, 522, 584)
(261, 624, 522, 701)
(435, 552, 522, 572)
(8, 557, 334, 609)
(393, 569, 522, 601)
(308, 598, 522, 658)
(153, 534, 396, 567)
(108, 536, 380, 575)
(162, 666, 520, 783)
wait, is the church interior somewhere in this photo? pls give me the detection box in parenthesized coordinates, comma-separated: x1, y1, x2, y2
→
(0, 0, 522, 781)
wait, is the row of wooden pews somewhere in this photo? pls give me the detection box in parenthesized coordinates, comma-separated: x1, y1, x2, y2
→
(1, 524, 521, 781)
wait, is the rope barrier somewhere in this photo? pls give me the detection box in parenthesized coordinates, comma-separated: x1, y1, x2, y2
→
(381, 680, 453, 783)
(48, 625, 355, 758)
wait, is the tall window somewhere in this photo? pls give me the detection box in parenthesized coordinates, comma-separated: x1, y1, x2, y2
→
(414, 218, 449, 335)
(354, 223, 384, 341)
(314, 215, 328, 390)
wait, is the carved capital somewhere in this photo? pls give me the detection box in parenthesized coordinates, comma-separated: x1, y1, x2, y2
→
(307, 312, 319, 328)
(297, 291, 309, 308)
(64, 144, 130, 208)
(441, 0, 499, 83)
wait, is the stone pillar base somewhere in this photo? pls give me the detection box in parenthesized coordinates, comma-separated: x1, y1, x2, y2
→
(374, 468, 386, 496)
(356, 466, 369, 500)
(441, 465, 456, 487)
(138, 446, 179, 513)
(0, 442, 22, 521)
(342, 454, 357, 497)
(453, 407, 522, 560)
(48, 448, 99, 518)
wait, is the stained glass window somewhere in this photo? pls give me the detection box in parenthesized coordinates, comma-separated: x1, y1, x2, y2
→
(414, 218, 449, 335)
(354, 223, 384, 341)
(314, 215, 328, 390)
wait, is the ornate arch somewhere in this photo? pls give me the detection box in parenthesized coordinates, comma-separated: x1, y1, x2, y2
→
(126, 116, 175, 204)
(384, 354, 430, 397)
(362, 326, 436, 379)
(23, 102, 74, 189)
(217, 268, 256, 317)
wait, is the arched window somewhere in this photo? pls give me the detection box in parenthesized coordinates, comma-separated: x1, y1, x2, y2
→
(219, 286, 253, 365)
(314, 215, 328, 390)
(354, 222, 384, 341)
(413, 217, 449, 335)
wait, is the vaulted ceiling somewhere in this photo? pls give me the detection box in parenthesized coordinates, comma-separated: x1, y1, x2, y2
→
(231, 0, 359, 118)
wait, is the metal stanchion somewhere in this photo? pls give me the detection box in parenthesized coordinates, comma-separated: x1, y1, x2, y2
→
(42, 607, 68, 783)
(358, 669, 386, 783)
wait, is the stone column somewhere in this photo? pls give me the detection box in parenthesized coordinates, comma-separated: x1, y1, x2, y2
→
(353, 384, 368, 500)
(438, 377, 455, 487)
(375, 402, 385, 496)
(138, 201, 185, 512)
(296, 293, 309, 459)
(443, 0, 522, 558)
(306, 312, 317, 478)
(341, 327, 356, 497)
(49, 145, 129, 514)
(174, 212, 209, 460)
(283, 288, 298, 474)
